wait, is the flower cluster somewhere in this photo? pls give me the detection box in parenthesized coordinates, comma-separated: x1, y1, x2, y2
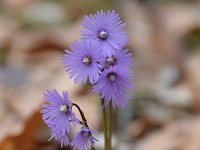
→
(41, 10, 133, 150)
(63, 10, 133, 108)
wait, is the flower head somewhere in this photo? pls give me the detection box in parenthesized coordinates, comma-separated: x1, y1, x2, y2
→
(72, 127, 98, 150)
(81, 10, 128, 56)
(100, 48, 133, 69)
(93, 66, 133, 108)
(62, 40, 102, 84)
(41, 89, 79, 141)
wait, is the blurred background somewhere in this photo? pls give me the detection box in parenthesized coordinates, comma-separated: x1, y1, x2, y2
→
(1, 0, 200, 150)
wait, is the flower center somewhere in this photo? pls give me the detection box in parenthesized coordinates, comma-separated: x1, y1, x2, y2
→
(98, 30, 108, 40)
(106, 56, 116, 66)
(82, 56, 92, 64)
(107, 72, 116, 82)
(82, 131, 90, 138)
(60, 104, 69, 113)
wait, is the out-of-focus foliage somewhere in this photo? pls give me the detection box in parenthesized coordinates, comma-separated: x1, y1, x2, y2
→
(183, 28, 200, 53)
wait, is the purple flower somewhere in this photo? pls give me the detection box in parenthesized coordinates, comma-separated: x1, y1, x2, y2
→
(81, 10, 128, 56)
(62, 40, 102, 84)
(93, 66, 133, 108)
(41, 89, 79, 143)
(49, 129, 70, 148)
(100, 48, 133, 69)
(72, 127, 98, 150)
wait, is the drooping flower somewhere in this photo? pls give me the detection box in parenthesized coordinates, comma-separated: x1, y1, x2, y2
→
(100, 48, 133, 69)
(71, 127, 98, 150)
(93, 66, 133, 108)
(81, 10, 128, 56)
(41, 89, 79, 142)
(62, 40, 102, 84)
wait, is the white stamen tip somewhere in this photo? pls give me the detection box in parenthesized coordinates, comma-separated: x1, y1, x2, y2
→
(82, 57, 90, 64)
(99, 31, 107, 39)
(109, 74, 116, 82)
(107, 57, 114, 62)
(106, 57, 116, 65)
(60, 104, 68, 113)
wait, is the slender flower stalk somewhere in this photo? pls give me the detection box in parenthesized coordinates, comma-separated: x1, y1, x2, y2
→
(108, 102, 113, 149)
(101, 100, 113, 150)
(101, 99, 109, 150)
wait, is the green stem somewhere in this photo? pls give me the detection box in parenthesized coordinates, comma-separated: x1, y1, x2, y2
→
(108, 102, 113, 149)
(101, 100, 109, 150)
